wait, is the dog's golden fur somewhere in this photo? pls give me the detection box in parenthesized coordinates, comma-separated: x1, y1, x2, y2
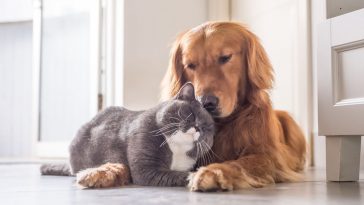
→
(162, 22, 307, 191)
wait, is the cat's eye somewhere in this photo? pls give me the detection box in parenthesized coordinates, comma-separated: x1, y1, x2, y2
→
(218, 54, 232, 65)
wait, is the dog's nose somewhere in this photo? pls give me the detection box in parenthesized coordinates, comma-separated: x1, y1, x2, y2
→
(201, 95, 219, 113)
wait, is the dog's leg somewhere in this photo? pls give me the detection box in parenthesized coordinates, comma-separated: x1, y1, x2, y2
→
(188, 154, 303, 192)
(76, 163, 130, 188)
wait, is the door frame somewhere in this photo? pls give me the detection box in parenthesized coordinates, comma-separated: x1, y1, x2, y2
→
(102, 0, 124, 107)
(31, 0, 102, 158)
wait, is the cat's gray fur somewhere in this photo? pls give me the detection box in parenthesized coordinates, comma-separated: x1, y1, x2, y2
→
(41, 83, 214, 186)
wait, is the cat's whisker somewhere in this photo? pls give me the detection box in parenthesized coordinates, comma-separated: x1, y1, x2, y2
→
(202, 140, 216, 162)
(199, 142, 207, 166)
(152, 130, 176, 136)
(198, 142, 204, 167)
(150, 126, 175, 134)
(184, 113, 192, 121)
(201, 141, 214, 165)
(153, 127, 178, 136)
(201, 142, 211, 165)
(151, 124, 178, 134)
(152, 129, 176, 137)
(197, 142, 203, 166)
(159, 137, 170, 147)
(200, 141, 211, 164)
(206, 145, 214, 165)
(152, 122, 180, 131)
(199, 142, 206, 166)
(160, 134, 175, 147)
(169, 117, 182, 122)
(159, 140, 167, 147)
(150, 123, 179, 133)
(153, 127, 178, 134)
(202, 140, 223, 161)
(195, 141, 200, 165)
(159, 129, 179, 147)
(177, 107, 183, 121)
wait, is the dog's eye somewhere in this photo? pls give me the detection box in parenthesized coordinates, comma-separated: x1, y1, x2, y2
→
(218, 54, 232, 64)
(186, 63, 196, 70)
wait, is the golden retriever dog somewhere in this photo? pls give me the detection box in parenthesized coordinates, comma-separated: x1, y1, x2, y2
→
(162, 21, 307, 191)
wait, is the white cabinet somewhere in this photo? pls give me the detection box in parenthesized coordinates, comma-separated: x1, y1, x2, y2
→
(318, 8, 364, 181)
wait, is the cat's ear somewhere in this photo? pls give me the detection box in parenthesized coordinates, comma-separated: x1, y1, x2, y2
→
(176, 82, 196, 101)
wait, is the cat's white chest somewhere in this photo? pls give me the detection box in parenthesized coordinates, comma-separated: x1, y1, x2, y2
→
(167, 128, 199, 171)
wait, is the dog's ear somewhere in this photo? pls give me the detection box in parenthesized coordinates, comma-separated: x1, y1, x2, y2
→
(245, 32, 274, 90)
(161, 32, 186, 101)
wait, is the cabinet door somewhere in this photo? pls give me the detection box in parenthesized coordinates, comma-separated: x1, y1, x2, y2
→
(318, 8, 364, 136)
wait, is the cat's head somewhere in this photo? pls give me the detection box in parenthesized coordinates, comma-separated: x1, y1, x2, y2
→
(156, 82, 215, 160)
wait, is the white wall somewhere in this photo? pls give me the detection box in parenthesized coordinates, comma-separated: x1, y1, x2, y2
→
(230, 0, 312, 143)
(123, 0, 209, 110)
(0, 0, 32, 22)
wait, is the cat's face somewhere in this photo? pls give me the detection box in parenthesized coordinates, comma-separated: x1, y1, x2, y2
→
(156, 83, 215, 161)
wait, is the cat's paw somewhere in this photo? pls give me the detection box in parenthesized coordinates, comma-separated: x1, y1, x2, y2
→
(187, 166, 233, 192)
(76, 163, 130, 188)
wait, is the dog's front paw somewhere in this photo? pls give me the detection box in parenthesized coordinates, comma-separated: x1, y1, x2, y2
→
(188, 166, 233, 192)
(76, 163, 129, 188)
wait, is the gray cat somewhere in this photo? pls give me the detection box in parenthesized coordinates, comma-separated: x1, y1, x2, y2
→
(41, 83, 215, 187)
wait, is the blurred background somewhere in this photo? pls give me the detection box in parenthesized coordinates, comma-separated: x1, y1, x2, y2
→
(0, 0, 362, 169)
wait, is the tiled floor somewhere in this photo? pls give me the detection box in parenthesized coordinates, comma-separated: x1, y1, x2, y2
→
(0, 163, 363, 205)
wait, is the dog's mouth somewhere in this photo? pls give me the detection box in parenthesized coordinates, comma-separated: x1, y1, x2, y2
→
(206, 108, 221, 118)
(213, 106, 242, 124)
